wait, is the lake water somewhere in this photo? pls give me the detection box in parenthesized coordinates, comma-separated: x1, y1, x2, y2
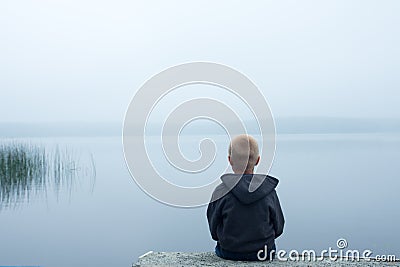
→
(0, 133, 399, 266)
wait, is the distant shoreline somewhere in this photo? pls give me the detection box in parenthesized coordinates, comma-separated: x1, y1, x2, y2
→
(1, 117, 400, 138)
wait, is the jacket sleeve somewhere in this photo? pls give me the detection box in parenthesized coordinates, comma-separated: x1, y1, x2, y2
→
(207, 198, 222, 241)
(269, 190, 285, 238)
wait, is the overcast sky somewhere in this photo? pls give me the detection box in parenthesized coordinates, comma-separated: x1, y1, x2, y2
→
(1, 0, 399, 123)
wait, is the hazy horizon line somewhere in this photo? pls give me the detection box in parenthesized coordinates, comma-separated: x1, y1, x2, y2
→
(1, 115, 400, 124)
(1, 117, 400, 138)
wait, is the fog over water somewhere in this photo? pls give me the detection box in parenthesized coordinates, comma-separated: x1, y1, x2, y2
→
(1, 1, 400, 266)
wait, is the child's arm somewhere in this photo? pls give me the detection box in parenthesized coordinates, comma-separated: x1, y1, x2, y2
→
(269, 190, 285, 238)
(207, 199, 222, 241)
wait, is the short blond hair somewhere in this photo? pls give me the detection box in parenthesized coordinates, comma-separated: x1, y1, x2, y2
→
(228, 134, 259, 172)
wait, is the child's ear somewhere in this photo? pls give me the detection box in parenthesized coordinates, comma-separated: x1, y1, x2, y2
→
(228, 156, 233, 166)
(255, 156, 260, 166)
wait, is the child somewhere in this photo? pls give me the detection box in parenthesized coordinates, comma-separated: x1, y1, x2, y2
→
(207, 134, 284, 261)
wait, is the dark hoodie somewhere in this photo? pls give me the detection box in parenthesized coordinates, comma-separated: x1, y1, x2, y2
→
(207, 173, 284, 253)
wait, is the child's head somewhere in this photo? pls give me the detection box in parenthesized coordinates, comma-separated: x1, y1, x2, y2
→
(228, 134, 260, 174)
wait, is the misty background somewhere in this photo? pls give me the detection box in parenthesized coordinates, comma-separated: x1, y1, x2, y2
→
(1, 1, 400, 267)
(1, 0, 400, 126)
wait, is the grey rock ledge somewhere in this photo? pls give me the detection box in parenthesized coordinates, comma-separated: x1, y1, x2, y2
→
(134, 251, 400, 267)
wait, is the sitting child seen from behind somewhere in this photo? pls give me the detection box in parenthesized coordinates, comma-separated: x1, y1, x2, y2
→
(207, 134, 284, 261)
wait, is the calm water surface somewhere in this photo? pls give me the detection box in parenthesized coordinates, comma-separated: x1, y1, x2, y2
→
(0, 134, 399, 266)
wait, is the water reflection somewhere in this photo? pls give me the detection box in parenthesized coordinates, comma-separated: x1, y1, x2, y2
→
(0, 141, 96, 209)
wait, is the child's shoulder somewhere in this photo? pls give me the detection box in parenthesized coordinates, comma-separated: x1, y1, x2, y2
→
(210, 182, 230, 203)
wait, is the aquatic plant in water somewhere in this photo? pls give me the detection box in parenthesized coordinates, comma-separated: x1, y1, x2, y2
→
(0, 142, 96, 210)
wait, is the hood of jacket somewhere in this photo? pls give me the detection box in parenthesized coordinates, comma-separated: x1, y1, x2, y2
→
(220, 173, 279, 204)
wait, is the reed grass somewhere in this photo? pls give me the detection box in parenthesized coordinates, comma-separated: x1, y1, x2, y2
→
(0, 141, 96, 210)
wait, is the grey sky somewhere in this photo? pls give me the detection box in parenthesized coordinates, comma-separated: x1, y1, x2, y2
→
(1, 0, 399, 123)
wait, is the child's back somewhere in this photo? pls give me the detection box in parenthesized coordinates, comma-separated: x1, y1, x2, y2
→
(206, 135, 284, 261)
